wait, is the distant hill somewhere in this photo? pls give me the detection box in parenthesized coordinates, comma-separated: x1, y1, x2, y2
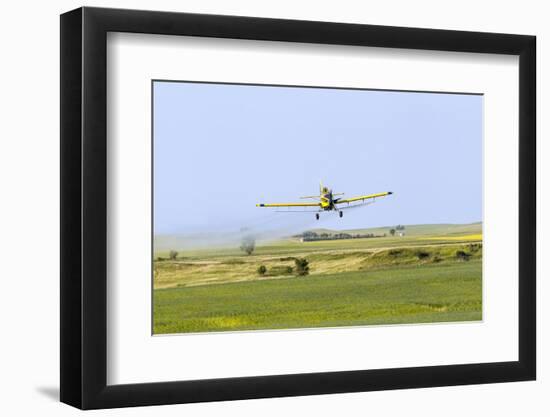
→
(154, 231, 243, 252)
(305, 222, 482, 238)
(155, 222, 482, 252)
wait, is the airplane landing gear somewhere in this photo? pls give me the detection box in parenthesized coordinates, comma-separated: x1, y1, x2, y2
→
(339, 211, 343, 218)
(316, 213, 320, 220)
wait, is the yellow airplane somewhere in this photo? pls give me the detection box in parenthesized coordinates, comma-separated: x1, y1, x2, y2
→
(256, 183, 392, 220)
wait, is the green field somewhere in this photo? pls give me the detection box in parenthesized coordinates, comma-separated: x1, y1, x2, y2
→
(153, 223, 482, 334)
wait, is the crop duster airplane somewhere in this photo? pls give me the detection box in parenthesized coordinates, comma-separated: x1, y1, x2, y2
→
(256, 183, 392, 220)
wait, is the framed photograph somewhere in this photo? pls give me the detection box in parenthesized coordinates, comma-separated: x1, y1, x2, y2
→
(60, 7, 536, 409)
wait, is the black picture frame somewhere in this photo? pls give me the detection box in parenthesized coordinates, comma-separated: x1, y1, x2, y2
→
(60, 6, 536, 410)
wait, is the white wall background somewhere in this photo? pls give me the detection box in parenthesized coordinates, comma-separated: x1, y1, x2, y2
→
(0, 0, 545, 415)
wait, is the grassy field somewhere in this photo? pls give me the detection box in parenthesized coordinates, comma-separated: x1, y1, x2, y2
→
(153, 223, 482, 334)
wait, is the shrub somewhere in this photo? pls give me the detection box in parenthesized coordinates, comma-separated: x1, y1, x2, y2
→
(468, 243, 482, 252)
(294, 258, 310, 276)
(240, 235, 256, 255)
(455, 250, 471, 261)
(257, 265, 267, 276)
(415, 250, 430, 260)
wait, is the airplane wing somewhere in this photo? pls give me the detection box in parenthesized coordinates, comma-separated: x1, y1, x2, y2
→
(335, 191, 392, 205)
(256, 202, 320, 208)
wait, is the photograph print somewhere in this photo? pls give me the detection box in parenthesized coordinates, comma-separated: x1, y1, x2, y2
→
(152, 80, 483, 335)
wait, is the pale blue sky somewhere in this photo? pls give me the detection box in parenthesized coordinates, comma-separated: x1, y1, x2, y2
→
(153, 81, 482, 236)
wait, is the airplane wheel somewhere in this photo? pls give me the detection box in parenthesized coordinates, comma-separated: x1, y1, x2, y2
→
(339, 211, 343, 218)
(316, 213, 320, 220)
